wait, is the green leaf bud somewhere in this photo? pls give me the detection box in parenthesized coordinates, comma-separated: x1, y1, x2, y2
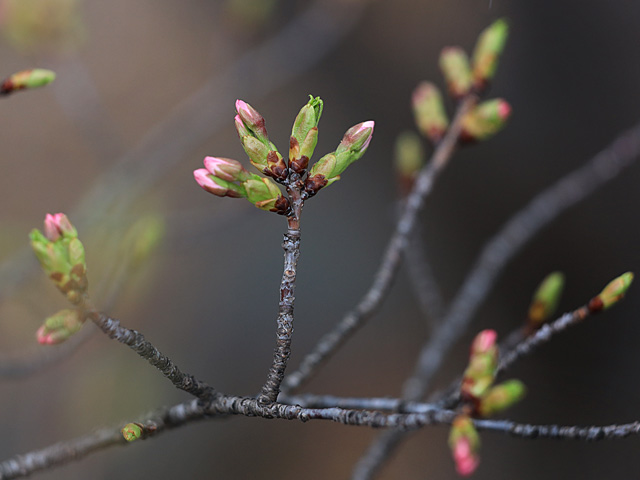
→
(243, 176, 290, 215)
(36, 309, 84, 345)
(412, 82, 449, 144)
(589, 272, 634, 312)
(290, 95, 323, 172)
(121, 423, 144, 442)
(460, 98, 511, 142)
(394, 131, 425, 194)
(478, 379, 526, 417)
(528, 272, 565, 327)
(1, 69, 56, 95)
(439, 47, 472, 99)
(472, 18, 509, 89)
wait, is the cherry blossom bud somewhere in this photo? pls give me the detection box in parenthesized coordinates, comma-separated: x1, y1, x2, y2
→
(43, 213, 77, 241)
(478, 379, 526, 417)
(472, 18, 509, 89)
(412, 82, 449, 143)
(121, 423, 144, 442)
(30, 214, 88, 303)
(1, 69, 56, 95)
(36, 309, 84, 345)
(439, 47, 472, 99)
(290, 96, 323, 173)
(589, 272, 634, 312)
(528, 272, 565, 328)
(460, 99, 511, 143)
(449, 415, 480, 477)
(304, 120, 374, 197)
(462, 330, 498, 401)
(203, 156, 250, 182)
(235, 99, 268, 142)
(243, 176, 290, 215)
(193, 169, 246, 198)
(235, 100, 287, 179)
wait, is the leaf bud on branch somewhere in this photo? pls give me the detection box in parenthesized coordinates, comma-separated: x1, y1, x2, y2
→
(527, 271, 565, 329)
(36, 309, 84, 345)
(412, 82, 449, 144)
(440, 47, 472, 99)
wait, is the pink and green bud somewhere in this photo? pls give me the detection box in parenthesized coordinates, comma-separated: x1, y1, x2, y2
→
(304, 121, 374, 197)
(528, 272, 565, 328)
(234, 100, 287, 179)
(121, 423, 144, 442)
(193, 168, 246, 198)
(460, 98, 511, 143)
(412, 82, 449, 144)
(439, 47, 472, 99)
(203, 156, 251, 182)
(290, 95, 323, 172)
(472, 18, 509, 89)
(243, 175, 290, 215)
(235, 99, 269, 142)
(478, 379, 526, 417)
(589, 272, 634, 312)
(1, 68, 56, 95)
(30, 214, 88, 303)
(43, 213, 77, 241)
(462, 330, 499, 401)
(394, 131, 425, 194)
(36, 309, 84, 345)
(470, 329, 497, 357)
(449, 415, 480, 477)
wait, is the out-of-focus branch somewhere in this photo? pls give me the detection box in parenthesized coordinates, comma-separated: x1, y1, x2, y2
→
(281, 95, 478, 394)
(355, 122, 640, 479)
(403, 121, 640, 402)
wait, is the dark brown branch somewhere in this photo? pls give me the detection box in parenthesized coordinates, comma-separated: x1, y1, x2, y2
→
(281, 95, 478, 395)
(258, 182, 304, 403)
(87, 310, 214, 400)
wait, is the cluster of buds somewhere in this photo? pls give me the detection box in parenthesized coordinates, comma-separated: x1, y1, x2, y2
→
(194, 96, 374, 209)
(30, 213, 88, 304)
(0, 68, 55, 96)
(452, 329, 526, 476)
(36, 308, 84, 345)
(412, 19, 511, 145)
(588, 272, 634, 312)
(527, 271, 565, 330)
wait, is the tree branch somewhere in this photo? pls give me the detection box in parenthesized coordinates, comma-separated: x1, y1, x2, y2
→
(281, 95, 477, 394)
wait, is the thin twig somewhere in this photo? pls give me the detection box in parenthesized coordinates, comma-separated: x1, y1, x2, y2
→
(281, 95, 478, 394)
(86, 309, 214, 400)
(475, 418, 640, 440)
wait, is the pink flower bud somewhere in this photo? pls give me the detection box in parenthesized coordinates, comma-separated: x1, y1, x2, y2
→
(193, 169, 244, 198)
(44, 213, 76, 241)
(470, 329, 497, 357)
(203, 156, 249, 182)
(339, 121, 375, 153)
(236, 99, 268, 141)
(453, 438, 480, 476)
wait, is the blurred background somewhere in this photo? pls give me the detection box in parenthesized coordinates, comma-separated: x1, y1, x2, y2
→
(1, 0, 640, 478)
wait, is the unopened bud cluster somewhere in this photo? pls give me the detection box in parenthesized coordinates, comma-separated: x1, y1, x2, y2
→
(194, 96, 374, 211)
(30, 213, 87, 304)
(451, 329, 526, 476)
(412, 19, 511, 145)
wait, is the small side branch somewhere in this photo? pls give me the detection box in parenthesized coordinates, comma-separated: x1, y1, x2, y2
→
(475, 419, 640, 441)
(87, 310, 215, 400)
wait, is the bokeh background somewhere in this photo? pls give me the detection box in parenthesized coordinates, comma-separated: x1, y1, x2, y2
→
(1, 0, 640, 479)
